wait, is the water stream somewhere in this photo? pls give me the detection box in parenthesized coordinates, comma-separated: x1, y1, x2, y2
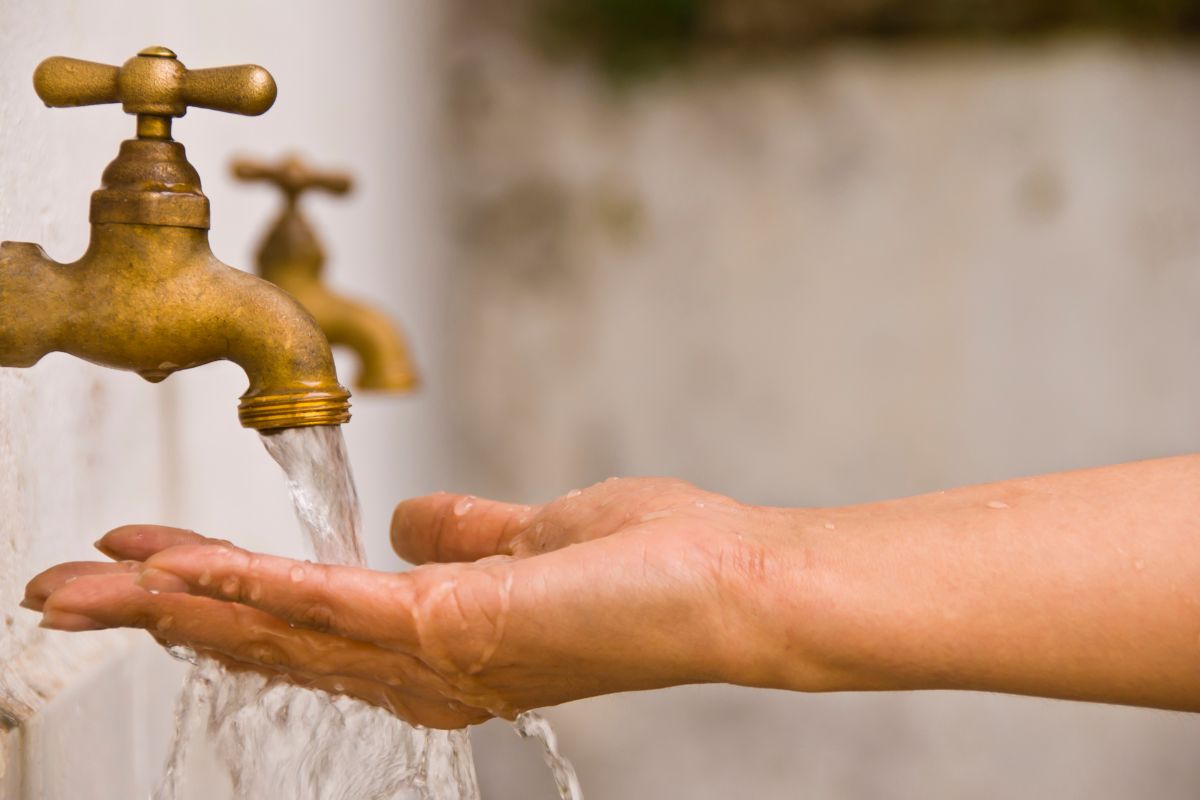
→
(153, 425, 581, 799)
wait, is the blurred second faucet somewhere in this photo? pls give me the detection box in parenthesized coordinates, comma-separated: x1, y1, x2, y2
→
(234, 154, 420, 393)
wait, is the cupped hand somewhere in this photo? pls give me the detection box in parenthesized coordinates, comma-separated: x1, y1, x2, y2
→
(24, 478, 799, 728)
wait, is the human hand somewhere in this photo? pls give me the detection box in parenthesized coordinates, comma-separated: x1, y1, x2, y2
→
(25, 478, 806, 728)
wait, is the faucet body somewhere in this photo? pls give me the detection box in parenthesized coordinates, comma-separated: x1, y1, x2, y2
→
(236, 156, 419, 392)
(0, 224, 347, 427)
(0, 48, 351, 429)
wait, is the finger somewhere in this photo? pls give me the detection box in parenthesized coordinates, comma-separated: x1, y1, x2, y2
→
(136, 543, 428, 651)
(23, 560, 141, 611)
(96, 525, 221, 562)
(41, 572, 450, 698)
(391, 493, 534, 564)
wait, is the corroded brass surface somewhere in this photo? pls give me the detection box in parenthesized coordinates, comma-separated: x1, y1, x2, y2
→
(1, 48, 351, 430)
(233, 154, 420, 392)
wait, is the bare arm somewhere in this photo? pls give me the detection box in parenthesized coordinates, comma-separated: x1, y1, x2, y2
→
(765, 455, 1200, 710)
(22, 456, 1200, 727)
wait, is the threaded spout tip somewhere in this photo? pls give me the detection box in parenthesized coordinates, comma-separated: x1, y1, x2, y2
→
(238, 388, 351, 430)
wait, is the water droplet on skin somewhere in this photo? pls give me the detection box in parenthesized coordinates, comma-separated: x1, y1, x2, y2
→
(1134, 559, 1146, 571)
(156, 614, 174, 633)
(454, 496, 475, 516)
(221, 575, 239, 595)
(290, 566, 306, 583)
(695, 502, 706, 509)
(986, 500, 1010, 510)
(824, 522, 836, 530)
(333, 682, 345, 693)
(639, 510, 673, 523)
(248, 583, 264, 602)
(566, 489, 582, 499)
(198, 570, 212, 586)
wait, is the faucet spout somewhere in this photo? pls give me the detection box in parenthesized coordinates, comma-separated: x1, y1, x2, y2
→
(0, 223, 351, 429)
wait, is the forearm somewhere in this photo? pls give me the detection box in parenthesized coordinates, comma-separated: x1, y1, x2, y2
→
(748, 455, 1200, 710)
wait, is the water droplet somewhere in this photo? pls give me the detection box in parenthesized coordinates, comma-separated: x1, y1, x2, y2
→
(566, 489, 582, 499)
(290, 566, 306, 583)
(248, 583, 264, 602)
(454, 496, 475, 516)
(198, 570, 212, 586)
(823, 522, 836, 530)
(1134, 559, 1146, 571)
(986, 500, 1010, 510)
(156, 614, 174, 633)
(164, 644, 197, 664)
(332, 682, 345, 693)
(221, 575, 239, 595)
(695, 502, 706, 509)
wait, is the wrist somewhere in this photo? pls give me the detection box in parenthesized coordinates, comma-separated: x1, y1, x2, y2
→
(722, 505, 904, 695)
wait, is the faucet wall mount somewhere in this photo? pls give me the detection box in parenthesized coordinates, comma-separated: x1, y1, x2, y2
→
(0, 47, 352, 430)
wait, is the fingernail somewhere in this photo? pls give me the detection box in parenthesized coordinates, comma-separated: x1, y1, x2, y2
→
(136, 567, 190, 594)
(18, 597, 37, 611)
(40, 609, 104, 632)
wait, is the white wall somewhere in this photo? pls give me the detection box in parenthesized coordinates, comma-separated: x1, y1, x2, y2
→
(0, 2, 445, 795)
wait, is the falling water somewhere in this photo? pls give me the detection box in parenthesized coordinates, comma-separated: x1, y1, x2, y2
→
(154, 425, 581, 799)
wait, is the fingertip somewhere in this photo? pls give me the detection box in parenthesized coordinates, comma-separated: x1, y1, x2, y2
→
(391, 494, 458, 564)
(97, 525, 206, 562)
(39, 609, 106, 632)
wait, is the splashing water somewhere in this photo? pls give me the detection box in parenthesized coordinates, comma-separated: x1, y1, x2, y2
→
(513, 711, 584, 799)
(154, 425, 581, 799)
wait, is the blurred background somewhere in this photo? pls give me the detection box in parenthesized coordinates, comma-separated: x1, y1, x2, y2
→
(3, 0, 1200, 797)
(445, 3, 1200, 797)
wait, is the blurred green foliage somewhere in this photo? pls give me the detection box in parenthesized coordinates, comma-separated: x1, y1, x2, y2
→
(534, 0, 1200, 77)
(536, 0, 703, 76)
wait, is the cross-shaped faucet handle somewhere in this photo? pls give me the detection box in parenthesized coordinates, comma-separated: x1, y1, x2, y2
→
(33, 46, 276, 138)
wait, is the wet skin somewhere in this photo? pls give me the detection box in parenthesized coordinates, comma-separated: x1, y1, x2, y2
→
(24, 458, 1200, 728)
(25, 478, 779, 728)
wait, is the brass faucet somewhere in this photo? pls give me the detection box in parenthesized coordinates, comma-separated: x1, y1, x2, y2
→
(232, 155, 419, 392)
(0, 47, 351, 430)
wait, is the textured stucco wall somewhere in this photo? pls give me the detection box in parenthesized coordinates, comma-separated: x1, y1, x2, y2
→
(0, 2, 444, 796)
(441, 23, 1200, 800)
